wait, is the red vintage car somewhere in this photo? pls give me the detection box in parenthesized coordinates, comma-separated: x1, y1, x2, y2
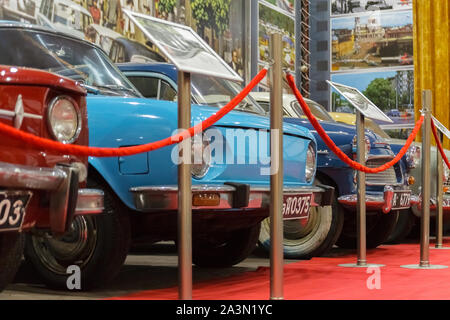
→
(0, 65, 104, 291)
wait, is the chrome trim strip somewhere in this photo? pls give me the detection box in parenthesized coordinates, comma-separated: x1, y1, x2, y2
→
(130, 184, 326, 212)
(75, 189, 104, 215)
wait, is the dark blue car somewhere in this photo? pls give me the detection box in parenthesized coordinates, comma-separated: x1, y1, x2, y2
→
(117, 62, 415, 259)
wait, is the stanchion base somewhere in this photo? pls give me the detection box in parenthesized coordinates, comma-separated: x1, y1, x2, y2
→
(400, 264, 448, 269)
(338, 263, 385, 268)
(430, 246, 450, 250)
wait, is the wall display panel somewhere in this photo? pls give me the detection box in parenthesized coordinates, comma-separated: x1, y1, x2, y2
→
(0, 0, 248, 80)
(331, 68, 415, 134)
(257, 0, 295, 91)
(331, 10, 413, 72)
(331, 0, 412, 16)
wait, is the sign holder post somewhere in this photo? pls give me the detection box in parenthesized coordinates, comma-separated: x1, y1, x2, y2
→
(269, 32, 284, 300)
(338, 110, 384, 268)
(178, 71, 193, 299)
(401, 90, 447, 269)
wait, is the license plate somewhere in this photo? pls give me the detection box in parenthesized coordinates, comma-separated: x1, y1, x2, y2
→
(0, 191, 32, 232)
(391, 191, 411, 209)
(282, 194, 312, 220)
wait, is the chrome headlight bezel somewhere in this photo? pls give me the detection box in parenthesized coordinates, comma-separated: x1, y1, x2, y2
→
(352, 135, 371, 161)
(191, 134, 211, 179)
(305, 142, 316, 183)
(405, 145, 421, 169)
(47, 95, 82, 144)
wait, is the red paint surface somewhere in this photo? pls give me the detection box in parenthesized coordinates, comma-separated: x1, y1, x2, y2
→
(109, 240, 450, 300)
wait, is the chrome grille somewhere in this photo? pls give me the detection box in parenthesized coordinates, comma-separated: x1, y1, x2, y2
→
(365, 158, 398, 185)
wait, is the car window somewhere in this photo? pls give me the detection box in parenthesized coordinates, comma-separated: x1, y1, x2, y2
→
(127, 76, 159, 99)
(159, 80, 177, 101)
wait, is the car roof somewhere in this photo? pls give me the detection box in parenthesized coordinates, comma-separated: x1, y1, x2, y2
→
(0, 21, 105, 52)
(55, 0, 92, 16)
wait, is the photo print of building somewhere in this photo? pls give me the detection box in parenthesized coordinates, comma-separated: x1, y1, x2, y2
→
(331, 0, 412, 16)
(331, 9, 413, 71)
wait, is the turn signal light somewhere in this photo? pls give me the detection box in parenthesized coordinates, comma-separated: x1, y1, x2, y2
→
(407, 176, 415, 185)
(444, 187, 449, 193)
(192, 193, 220, 206)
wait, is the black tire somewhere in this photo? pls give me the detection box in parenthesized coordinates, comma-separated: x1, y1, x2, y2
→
(192, 223, 261, 267)
(386, 210, 416, 244)
(24, 176, 131, 290)
(336, 210, 399, 249)
(0, 232, 23, 292)
(258, 178, 344, 259)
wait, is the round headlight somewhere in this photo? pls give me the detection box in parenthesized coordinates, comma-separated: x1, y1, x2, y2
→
(191, 135, 211, 179)
(405, 145, 421, 168)
(47, 96, 81, 144)
(305, 143, 316, 183)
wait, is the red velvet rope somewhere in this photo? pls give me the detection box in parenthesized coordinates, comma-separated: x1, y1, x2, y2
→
(286, 73, 424, 173)
(431, 119, 450, 169)
(0, 68, 267, 157)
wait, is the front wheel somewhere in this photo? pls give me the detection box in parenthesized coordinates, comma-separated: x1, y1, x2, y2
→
(0, 232, 24, 292)
(336, 210, 399, 249)
(24, 177, 131, 290)
(258, 179, 344, 259)
(192, 223, 261, 267)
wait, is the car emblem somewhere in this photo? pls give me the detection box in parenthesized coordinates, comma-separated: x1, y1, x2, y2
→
(0, 95, 43, 129)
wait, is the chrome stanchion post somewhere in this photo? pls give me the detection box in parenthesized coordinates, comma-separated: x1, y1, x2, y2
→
(436, 129, 444, 248)
(401, 90, 447, 269)
(356, 111, 367, 266)
(269, 32, 284, 300)
(178, 71, 193, 299)
(339, 111, 384, 268)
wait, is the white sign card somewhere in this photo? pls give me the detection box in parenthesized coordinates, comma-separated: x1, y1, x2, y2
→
(123, 10, 243, 82)
(432, 116, 450, 140)
(327, 80, 393, 123)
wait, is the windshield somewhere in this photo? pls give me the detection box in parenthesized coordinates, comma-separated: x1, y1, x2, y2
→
(0, 28, 140, 97)
(191, 73, 265, 115)
(290, 100, 335, 122)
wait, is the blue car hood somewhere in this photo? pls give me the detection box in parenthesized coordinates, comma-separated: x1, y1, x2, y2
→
(87, 96, 314, 141)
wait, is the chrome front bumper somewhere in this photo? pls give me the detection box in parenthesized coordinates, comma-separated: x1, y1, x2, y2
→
(411, 194, 450, 217)
(130, 184, 334, 212)
(0, 161, 104, 233)
(338, 186, 412, 214)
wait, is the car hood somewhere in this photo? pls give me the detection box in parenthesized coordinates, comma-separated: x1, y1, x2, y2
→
(86, 96, 314, 141)
(283, 117, 385, 146)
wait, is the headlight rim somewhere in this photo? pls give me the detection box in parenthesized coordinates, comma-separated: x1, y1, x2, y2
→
(46, 95, 82, 144)
(191, 134, 211, 179)
(405, 145, 421, 169)
(305, 142, 316, 183)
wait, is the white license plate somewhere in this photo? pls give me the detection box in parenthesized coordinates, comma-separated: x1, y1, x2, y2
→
(282, 194, 312, 220)
(391, 191, 411, 209)
(0, 191, 32, 232)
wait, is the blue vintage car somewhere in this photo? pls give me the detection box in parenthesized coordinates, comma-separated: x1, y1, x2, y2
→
(249, 92, 418, 250)
(0, 23, 333, 289)
(116, 62, 414, 259)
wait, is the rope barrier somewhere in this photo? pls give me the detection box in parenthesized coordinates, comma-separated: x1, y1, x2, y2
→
(0, 68, 267, 157)
(286, 73, 424, 174)
(431, 119, 450, 170)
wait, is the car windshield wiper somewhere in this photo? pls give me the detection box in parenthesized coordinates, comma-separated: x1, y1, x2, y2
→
(79, 83, 100, 95)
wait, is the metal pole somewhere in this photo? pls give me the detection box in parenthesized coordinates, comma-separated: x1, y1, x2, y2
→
(269, 32, 284, 300)
(356, 110, 366, 266)
(339, 112, 384, 268)
(178, 71, 192, 299)
(401, 90, 447, 269)
(420, 91, 431, 267)
(436, 130, 444, 248)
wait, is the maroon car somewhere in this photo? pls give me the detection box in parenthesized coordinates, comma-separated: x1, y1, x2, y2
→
(0, 65, 103, 291)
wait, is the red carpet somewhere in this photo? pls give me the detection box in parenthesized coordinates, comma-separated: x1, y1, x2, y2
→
(109, 240, 450, 300)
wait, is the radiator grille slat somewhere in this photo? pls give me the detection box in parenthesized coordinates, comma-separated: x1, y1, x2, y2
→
(365, 158, 398, 185)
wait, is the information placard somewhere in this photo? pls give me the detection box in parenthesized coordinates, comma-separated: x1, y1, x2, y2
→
(123, 10, 242, 82)
(327, 80, 393, 122)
